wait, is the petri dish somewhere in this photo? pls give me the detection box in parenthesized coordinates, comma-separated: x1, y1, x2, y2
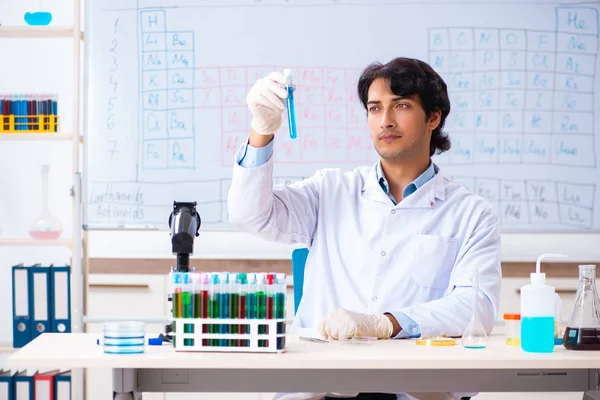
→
(415, 337, 456, 346)
(103, 337, 145, 346)
(103, 321, 145, 338)
(338, 336, 377, 345)
(103, 345, 145, 354)
(102, 321, 146, 354)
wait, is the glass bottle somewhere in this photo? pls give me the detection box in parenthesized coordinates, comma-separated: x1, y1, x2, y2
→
(28, 164, 63, 240)
(563, 264, 600, 350)
(462, 266, 488, 349)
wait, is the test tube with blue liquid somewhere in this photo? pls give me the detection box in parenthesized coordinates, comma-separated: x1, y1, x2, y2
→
(283, 69, 297, 139)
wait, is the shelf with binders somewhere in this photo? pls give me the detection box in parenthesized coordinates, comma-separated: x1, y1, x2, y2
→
(0, 369, 72, 399)
(11, 264, 72, 349)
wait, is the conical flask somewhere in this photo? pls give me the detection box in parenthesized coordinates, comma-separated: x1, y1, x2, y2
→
(462, 266, 488, 349)
(24, 0, 53, 26)
(28, 164, 63, 240)
(563, 264, 600, 350)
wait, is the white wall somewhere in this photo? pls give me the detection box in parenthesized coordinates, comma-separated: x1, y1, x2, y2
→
(2, 0, 600, 350)
(88, 230, 600, 261)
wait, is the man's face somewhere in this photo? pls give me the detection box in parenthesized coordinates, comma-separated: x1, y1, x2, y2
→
(366, 78, 437, 162)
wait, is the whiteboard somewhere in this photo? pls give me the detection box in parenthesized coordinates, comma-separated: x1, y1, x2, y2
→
(83, 0, 600, 232)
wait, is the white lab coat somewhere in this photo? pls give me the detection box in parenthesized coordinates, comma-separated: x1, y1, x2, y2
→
(228, 157, 501, 400)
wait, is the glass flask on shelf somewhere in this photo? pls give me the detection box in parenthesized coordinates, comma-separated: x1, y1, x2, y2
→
(462, 266, 488, 349)
(28, 164, 63, 240)
(24, 0, 53, 26)
(563, 264, 600, 350)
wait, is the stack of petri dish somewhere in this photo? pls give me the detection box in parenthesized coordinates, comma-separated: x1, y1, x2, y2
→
(103, 322, 146, 354)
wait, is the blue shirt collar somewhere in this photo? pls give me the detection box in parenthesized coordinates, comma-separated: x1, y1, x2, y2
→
(376, 160, 436, 204)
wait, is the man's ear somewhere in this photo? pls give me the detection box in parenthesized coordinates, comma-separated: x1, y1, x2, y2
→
(428, 109, 442, 131)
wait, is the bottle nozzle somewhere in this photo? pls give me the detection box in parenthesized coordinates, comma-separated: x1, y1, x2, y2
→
(533, 253, 568, 284)
(536, 253, 568, 274)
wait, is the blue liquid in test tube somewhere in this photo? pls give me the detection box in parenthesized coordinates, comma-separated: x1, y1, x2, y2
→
(283, 69, 297, 139)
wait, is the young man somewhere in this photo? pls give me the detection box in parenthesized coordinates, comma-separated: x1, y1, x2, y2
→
(228, 57, 501, 400)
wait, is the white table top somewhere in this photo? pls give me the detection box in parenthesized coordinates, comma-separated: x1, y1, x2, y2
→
(7, 333, 600, 370)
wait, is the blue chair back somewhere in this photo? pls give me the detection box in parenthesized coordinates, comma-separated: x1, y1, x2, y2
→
(291, 248, 309, 315)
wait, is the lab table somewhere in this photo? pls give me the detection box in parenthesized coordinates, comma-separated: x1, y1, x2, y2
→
(7, 333, 600, 400)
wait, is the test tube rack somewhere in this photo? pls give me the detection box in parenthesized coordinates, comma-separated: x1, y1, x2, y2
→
(172, 318, 287, 353)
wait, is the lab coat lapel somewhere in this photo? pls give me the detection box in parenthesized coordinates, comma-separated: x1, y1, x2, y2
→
(397, 168, 447, 208)
(361, 164, 393, 205)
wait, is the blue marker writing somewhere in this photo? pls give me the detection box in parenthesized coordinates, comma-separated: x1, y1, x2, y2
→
(283, 68, 297, 139)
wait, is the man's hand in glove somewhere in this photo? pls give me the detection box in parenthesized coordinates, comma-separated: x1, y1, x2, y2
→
(318, 308, 398, 340)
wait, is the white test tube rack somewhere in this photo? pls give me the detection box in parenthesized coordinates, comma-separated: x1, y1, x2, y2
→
(173, 318, 287, 353)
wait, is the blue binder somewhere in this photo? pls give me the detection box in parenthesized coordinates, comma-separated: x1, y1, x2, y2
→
(14, 370, 34, 400)
(12, 263, 32, 348)
(54, 370, 71, 400)
(50, 265, 71, 333)
(30, 265, 52, 341)
(0, 370, 14, 400)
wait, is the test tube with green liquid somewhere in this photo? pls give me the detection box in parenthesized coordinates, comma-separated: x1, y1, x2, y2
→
(256, 273, 267, 347)
(228, 273, 239, 347)
(266, 274, 276, 348)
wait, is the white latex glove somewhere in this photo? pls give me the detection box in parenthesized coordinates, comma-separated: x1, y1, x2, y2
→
(318, 308, 394, 340)
(246, 71, 289, 135)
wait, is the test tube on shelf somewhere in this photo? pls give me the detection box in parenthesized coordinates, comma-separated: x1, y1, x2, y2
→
(275, 273, 287, 349)
(52, 94, 58, 132)
(238, 273, 248, 347)
(23, 94, 29, 131)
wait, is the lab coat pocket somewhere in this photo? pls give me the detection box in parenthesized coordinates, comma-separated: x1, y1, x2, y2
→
(412, 234, 458, 290)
